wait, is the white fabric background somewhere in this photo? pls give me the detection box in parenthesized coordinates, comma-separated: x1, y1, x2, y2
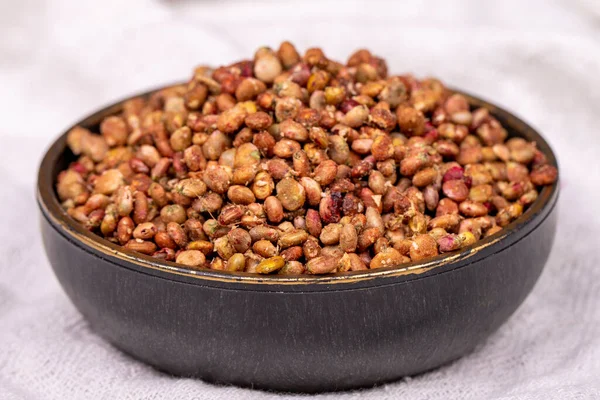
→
(1, 0, 599, 398)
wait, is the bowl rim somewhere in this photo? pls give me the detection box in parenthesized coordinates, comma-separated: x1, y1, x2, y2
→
(37, 84, 559, 287)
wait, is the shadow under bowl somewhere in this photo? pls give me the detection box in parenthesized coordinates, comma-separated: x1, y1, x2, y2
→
(37, 87, 559, 393)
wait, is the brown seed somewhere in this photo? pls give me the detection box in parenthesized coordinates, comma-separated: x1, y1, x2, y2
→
(275, 41, 299, 68)
(279, 261, 305, 275)
(234, 143, 261, 169)
(235, 78, 267, 101)
(293, 216, 306, 231)
(442, 179, 469, 202)
(214, 236, 235, 260)
(343, 105, 369, 128)
(357, 227, 382, 252)
(338, 253, 367, 272)
(100, 116, 128, 147)
(530, 165, 558, 186)
(116, 216, 134, 245)
(423, 185, 440, 212)
(400, 154, 430, 176)
(303, 209, 322, 238)
(167, 222, 188, 248)
(253, 240, 278, 258)
(234, 128, 254, 149)
(249, 226, 280, 243)
(226, 228, 252, 253)
(100, 210, 118, 236)
(302, 236, 321, 260)
(273, 138, 301, 158)
(370, 247, 407, 269)
(506, 162, 529, 183)
(186, 240, 213, 255)
(459, 200, 488, 217)
(365, 207, 384, 234)
(217, 105, 247, 134)
(202, 131, 231, 161)
(227, 185, 256, 205)
(278, 222, 295, 233)
(319, 192, 342, 224)
(370, 134, 394, 161)
(252, 171, 275, 200)
(458, 232, 477, 247)
(94, 169, 124, 195)
(320, 223, 342, 246)
(501, 181, 526, 201)
(409, 213, 428, 235)
(125, 239, 157, 255)
(412, 167, 438, 187)
(276, 177, 306, 211)
(183, 219, 206, 241)
(279, 230, 309, 248)
(371, 108, 397, 132)
(176, 178, 207, 198)
(131, 192, 148, 225)
(211, 258, 226, 271)
(245, 111, 273, 130)
(280, 246, 303, 262)
(458, 219, 482, 240)
(256, 256, 286, 274)
(366, 170, 385, 195)
(437, 234, 463, 253)
(339, 224, 358, 252)
(202, 219, 228, 239)
(474, 215, 496, 231)
(160, 204, 187, 224)
(436, 198, 459, 216)
(254, 54, 282, 83)
(192, 193, 223, 214)
(280, 119, 308, 142)
(469, 184, 493, 203)
(292, 150, 310, 177)
(306, 256, 338, 274)
(299, 177, 322, 206)
(409, 234, 439, 261)
(181, 145, 204, 172)
(218, 204, 245, 225)
(203, 165, 231, 194)
(133, 222, 157, 240)
(176, 250, 206, 268)
(66, 126, 88, 155)
(57, 170, 87, 202)
(397, 106, 425, 136)
(144, 184, 165, 209)
(428, 213, 461, 231)
(351, 138, 373, 154)
(328, 135, 350, 165)
(170, 126, 192, 152)
(265, 158, 290, 180)
(519, 190, 538, 206)
(230, 166, 255, 186)
(262, 196, 283, 223)
(313, 160, 338, 186)
(155, 231, 177, 249)
(476, 120, 507, 145)
(80, 132, 108, 162)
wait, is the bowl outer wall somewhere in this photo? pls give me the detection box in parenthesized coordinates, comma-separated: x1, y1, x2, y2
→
(40, 201, 557, 392)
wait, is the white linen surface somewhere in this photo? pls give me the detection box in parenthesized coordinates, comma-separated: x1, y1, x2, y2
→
(1, 0, 599, 398)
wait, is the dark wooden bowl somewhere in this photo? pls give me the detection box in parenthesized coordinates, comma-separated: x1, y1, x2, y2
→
(38, 87, 559, 393)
